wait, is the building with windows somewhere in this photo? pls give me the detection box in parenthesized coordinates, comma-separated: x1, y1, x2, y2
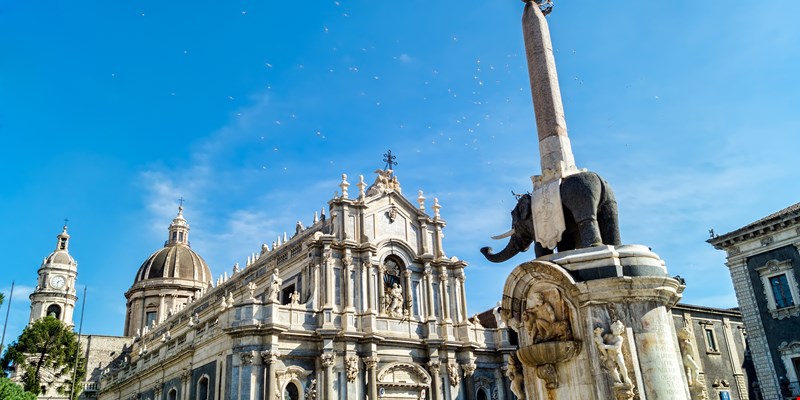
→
(709, 202, 800, 399)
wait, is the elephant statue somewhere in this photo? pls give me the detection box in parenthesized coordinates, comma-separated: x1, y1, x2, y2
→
(480, 171, 621, 263)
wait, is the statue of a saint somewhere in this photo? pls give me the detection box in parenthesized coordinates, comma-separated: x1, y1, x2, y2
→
(385, 283, 404, 317)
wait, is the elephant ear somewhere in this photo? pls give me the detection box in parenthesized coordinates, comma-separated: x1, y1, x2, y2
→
(519, 194, 532, 221)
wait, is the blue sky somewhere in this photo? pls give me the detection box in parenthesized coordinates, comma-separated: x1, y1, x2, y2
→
(2, 1, 800, 342)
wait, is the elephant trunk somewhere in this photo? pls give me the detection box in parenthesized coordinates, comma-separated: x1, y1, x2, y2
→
(481, 237, 531, 263)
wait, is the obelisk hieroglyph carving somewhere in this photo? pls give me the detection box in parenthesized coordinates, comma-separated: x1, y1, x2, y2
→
(523, 0, 579, 249)
(524, 1, 578, 184)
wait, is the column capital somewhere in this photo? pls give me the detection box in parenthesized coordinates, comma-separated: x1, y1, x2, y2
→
(403, 269, 412, 278)
(321, 352, 336, 367)
(363, 356, 380, 369)
(240, 351, 256, 365)
(428, 360, 441, 374)
(461, 363, 476, 377)
(260, 349, 280, 364)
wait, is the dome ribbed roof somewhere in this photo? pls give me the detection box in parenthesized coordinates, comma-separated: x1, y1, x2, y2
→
(134, 245, 211, 284)
(46, 250, 75, 266)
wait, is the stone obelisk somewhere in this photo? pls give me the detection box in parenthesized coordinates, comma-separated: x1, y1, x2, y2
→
(523, 1, 578, 187)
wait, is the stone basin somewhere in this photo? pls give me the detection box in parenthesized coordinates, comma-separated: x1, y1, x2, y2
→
(517, 340, 582, 367)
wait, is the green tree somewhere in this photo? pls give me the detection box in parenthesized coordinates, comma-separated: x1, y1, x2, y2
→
(0, 376, 36, 400)
(0, 316, 85, 400)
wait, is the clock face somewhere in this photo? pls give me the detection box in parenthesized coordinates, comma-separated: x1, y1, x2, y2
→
(50, 275, 66, 290)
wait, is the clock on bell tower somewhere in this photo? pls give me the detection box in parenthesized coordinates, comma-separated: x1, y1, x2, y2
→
(29, 224, 79, 326)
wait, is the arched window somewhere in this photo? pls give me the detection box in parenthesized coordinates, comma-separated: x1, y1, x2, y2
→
(196, 376, 209, 400)
(168, 388, 177, 400)
(46, 304, 62, 320)
(283, 382, 300, 400)
(477, 388, 489, 400)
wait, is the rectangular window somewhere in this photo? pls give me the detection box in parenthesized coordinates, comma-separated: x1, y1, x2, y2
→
(282, 284, 296, 305)
(334, 267, 342, 306)
(145, 311, 157, 328)
(705, 328, 718, 352)
(770, 274, 795, 308)
(718, 391, 730, 400)
(792, 357, 800, 380)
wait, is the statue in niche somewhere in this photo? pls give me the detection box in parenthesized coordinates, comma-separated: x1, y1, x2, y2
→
(522, 291, 572, 343)
(385, 283, 405, 318)
(677, 327, 701, 387)
(247, 281, 257, 300)
(594, 321, 633, 390)
(267, 269, 282, 302)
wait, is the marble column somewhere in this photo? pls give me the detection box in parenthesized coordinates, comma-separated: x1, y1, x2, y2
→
(321, 353, 336, 400)
(438, 270, 451, 323)
(424, 266, 435, 320)
(364, 356, 379, 400)
(324, 253, 334, 307)
(428, 360, 443, 400)
(377, 263, 386, 314)
(344, 254, 354, 311)
(463, 363, 476, 400)
(364, 258, 374, 312)
(181, 369, 191, 400)
(261, 350, 278, 400)
(403, 269, 413, 315)
(311, 262, 320, 310)
(457, 274, 468, 322)
(493, 367, 506, 400)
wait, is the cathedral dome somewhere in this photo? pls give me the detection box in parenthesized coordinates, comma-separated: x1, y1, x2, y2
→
(45, 250, 75, 266)
(134, 245, 211, 284)
(131, 206, 212, 286)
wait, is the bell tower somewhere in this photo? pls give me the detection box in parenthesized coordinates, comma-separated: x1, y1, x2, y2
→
(29, 224, 79, 327)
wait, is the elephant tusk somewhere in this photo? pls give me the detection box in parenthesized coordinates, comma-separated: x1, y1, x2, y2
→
(491, 229, 516, 240)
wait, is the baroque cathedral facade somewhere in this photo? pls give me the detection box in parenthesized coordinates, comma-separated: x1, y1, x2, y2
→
(92, 170, 516, 400)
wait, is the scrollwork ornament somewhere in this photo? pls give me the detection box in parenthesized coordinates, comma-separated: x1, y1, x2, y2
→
(447, 362, 460, 387)
(345, 356, 359, 382)
(304, 379, 317, 400)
